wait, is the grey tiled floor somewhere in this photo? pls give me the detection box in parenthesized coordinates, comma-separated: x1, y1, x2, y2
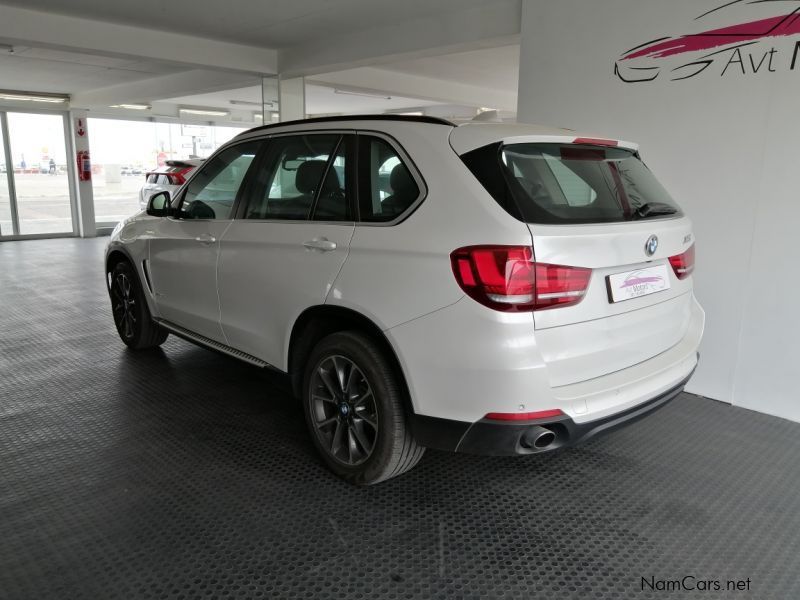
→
(1, 237, 797, 599)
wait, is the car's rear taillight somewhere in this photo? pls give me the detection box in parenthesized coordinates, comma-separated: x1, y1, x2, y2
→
(171, 167, 194, 185)
(669, 244, 695, 280)
(450, 245, 591, 312)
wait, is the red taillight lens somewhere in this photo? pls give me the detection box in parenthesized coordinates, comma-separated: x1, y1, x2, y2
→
(171, 167, 194, 185)
(533, 262, 593, 309)
(485, 409, 565, 421)
(669, 244, 695, 280)
(450, 245, 591, 312)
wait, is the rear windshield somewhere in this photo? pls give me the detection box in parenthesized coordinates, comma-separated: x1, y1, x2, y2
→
(461, 142, 682, 224)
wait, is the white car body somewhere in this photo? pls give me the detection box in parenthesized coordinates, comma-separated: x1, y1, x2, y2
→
(107, 115, 703, 476)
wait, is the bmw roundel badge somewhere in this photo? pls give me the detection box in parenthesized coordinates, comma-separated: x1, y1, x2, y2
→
(645, 235, 659, 257)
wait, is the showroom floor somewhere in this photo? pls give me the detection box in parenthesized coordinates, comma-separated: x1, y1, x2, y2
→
(1, 238, 799, 600)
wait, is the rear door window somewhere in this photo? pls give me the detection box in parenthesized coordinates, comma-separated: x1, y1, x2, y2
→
(244, 134, 343, 221)
(461, 142, 682, 224)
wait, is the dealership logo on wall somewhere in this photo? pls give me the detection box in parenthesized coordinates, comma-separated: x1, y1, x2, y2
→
(615, 0, 800, 83)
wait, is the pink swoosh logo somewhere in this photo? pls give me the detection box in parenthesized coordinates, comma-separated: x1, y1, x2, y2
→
(621, 14, 800, 61)
(621, 276, 663, 288)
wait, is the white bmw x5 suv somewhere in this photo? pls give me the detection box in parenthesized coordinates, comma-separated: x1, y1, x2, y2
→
(105, 115, 704, 484)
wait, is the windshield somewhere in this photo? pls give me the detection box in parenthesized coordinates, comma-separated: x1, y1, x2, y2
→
(462, 142, 682, 225)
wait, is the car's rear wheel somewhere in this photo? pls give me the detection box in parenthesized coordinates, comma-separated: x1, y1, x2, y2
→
(302, 331, 424, 484)
(108, 261, 168, 350)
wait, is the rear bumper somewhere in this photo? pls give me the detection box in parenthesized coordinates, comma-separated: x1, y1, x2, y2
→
(411, 360, 696, 456)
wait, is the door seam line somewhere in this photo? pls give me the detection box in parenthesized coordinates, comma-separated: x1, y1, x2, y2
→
(323, 223, 356, 304)
(216, 220, 235, 346)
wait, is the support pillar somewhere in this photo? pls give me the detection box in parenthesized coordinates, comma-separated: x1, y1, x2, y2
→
(68, 109, 96, 237)
(278, 77, 306, 122)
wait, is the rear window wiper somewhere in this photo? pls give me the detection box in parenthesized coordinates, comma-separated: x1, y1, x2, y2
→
(630, 202, 678, 220)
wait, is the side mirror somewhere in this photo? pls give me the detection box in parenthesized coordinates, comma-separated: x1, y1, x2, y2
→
(146, 191, 172, 217)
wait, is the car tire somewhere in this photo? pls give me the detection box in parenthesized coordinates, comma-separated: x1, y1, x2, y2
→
(108, 260, 168, 350)
(302, 331, 424, 485)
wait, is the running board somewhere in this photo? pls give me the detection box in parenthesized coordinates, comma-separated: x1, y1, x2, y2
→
(157, 319, 272, 369)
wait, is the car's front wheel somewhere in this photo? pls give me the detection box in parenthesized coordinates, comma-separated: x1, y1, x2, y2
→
(108, 260, 168, 350)
(302, 331, 424, 484)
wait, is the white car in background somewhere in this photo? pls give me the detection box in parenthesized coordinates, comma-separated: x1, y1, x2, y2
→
(138, 159, 204, 210)
(106, 115, 704, 485)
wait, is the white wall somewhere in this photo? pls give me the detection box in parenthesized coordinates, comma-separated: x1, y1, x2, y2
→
(518, 0, 800, 421)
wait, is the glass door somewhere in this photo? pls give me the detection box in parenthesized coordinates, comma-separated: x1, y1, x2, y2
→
(5, 112, 74, 236)
(0, 110, 76, 238)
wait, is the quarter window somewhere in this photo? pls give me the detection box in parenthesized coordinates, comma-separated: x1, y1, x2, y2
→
(178, 142, 261, 220)
(357, 136, 419, 222)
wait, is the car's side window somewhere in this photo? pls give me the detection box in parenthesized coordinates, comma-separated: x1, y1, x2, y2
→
(310, 137, 351, 222)
(357, 136, 420, 222)
(244, 134, 345, 221)
(178, 141, 261, 220)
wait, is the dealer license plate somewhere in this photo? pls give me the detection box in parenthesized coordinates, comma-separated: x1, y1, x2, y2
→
(607, 264, 670, 303)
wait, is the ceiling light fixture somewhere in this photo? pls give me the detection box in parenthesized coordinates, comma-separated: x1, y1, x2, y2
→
(110, 104, 151, 110)
(333, 89, 392, 100)
(231, 99, 274, 107)
(0, 90, 68, 103)
(179, 108, 230, 117)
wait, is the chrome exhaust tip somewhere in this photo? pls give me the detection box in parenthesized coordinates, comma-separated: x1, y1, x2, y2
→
(521, 426, 557, 450)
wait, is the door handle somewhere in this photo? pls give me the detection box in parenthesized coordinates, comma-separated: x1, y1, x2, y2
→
(303, 238, 337, 252)
(195, 234, 216, 245)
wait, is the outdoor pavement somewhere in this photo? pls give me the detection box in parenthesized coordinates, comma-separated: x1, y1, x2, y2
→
(0, 172, 142, 236)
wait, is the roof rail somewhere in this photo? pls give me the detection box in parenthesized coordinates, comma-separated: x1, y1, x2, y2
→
(238, 114, 455, 136)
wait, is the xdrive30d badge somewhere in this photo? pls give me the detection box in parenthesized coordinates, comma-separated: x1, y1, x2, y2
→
(106, 115, 704, 484)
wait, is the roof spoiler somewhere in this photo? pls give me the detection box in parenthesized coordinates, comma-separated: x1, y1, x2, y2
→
(165, 160, 203, 168)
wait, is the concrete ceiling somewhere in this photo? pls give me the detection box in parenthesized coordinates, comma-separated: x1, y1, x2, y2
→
(0, 0, 520, 121)
(0, 0, 503, 49)
(159, 45, 522, 117)
(0, 46, 181, 94)
(163, 84, 444, 116)
(381, 45, 519, 94)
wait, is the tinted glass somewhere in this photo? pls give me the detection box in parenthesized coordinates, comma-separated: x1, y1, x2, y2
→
(310, 139, 350, 221)
(462, 143, 682, 224)
(357, 136, 419, 222)
(245, 134, 340, 220)
(179, 142, 260, 220)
